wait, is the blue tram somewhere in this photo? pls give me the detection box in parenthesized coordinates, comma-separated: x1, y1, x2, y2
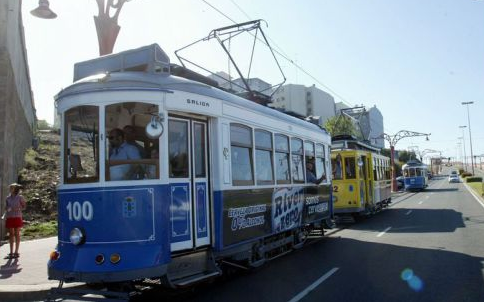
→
(402, 160, 429, 191)
(47, 44, 333, 288)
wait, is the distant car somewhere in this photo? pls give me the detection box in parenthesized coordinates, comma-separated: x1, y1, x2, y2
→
(396, 176, 404, 190)
(448, 174, 459, 183)
(450, 170, 458, 175)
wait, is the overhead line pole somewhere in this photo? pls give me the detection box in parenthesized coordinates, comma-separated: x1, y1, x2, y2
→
(380, 130, 431, 192)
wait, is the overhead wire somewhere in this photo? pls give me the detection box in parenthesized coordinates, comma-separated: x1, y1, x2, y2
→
(201, 0, 352, 107)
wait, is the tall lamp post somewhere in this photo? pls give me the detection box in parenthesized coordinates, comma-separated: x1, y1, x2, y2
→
(459, 126, 468, 172)
(462, 102, 475, 175)
(30, 0, 133, 56)
(381, 130, 431, 192)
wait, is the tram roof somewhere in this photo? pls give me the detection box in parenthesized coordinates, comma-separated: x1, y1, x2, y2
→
(56, 71, 328, 135)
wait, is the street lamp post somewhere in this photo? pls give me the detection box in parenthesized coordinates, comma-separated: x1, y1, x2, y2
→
(30, 0, 133, 56)
(462, 102, 475, 175)
(381, 130, 431, 192)
(459, 126, 468, 172)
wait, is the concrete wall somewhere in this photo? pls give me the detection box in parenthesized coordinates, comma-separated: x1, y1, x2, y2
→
(0, 0, 36, 240)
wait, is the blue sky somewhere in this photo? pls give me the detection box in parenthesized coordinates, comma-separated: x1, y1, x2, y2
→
(22, 0, 484, 161)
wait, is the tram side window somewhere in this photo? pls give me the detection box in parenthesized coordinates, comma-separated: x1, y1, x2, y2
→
(105, 102, 160, 181)
(255, 130, 274, 185)
(373, 159, 378, 181)
(275, 134, 291, 184)
(345, 157, 356, 179)
(315, 144, 327, 181)
(231, 124, 254, 186)
(304, 141, 315, 184)
(332, 154, 343, 180)
(64, 106, 99, 183)
(379, 160, 383, 180)
(291, 138, 304, 183)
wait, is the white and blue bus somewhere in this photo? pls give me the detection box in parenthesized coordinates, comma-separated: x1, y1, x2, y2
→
(47, 44, 333, 290)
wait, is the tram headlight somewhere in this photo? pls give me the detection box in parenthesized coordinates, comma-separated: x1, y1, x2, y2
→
(69, 228, 85, 245)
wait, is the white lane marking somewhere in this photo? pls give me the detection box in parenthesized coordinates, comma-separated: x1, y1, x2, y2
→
(288, 267, 339, 302)
(418, 201, 423, 205)
(425, 195, 430, 199)
(377, 226, 392, 237)
(463, 182, 484, 210)
(405, 210, 413, 215)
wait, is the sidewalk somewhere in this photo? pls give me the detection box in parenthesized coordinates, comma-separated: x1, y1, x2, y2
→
(0, 236, 69, 301)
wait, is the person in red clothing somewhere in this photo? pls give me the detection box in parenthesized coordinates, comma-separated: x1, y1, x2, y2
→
(4, 183, 26, 259)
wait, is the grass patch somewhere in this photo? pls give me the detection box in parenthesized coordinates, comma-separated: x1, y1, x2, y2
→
(22, 221, 57, 240)
(467, 182, 484, 198)
(24, 148, 39, 169)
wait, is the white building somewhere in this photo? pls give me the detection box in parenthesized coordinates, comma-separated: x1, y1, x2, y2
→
(368, 106, 384, 148)
(335, 101, 350, 113)
(220, 77, 272, 95)
(271, 84, 336, 125)
(343, 105, 385, 148)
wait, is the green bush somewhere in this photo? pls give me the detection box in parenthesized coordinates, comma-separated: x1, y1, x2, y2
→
(465, 177, 482, 183)
(459, 168, 465, 175)
(462, 172, 473, 178)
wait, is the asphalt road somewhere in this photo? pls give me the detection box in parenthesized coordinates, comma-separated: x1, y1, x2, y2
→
(137, 172, 484, 302)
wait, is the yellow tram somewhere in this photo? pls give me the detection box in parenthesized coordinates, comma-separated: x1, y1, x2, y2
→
(331, 136, 391, 217)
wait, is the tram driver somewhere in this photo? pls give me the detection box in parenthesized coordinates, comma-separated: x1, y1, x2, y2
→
(108, 128, 142, 180)
(306, 160, 325, 184)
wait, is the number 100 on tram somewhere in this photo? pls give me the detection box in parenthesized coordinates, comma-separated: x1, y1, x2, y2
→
(47, 44, 333, 287)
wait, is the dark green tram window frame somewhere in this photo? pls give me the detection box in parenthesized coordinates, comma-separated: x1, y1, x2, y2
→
(230, 124, 254, 186)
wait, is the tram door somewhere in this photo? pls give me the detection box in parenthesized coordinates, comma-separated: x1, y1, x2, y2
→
(168, 118, 211, 252)
(359, 155, 369, 207)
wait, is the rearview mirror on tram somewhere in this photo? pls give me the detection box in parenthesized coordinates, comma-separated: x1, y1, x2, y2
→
(146, 114, 164, 139)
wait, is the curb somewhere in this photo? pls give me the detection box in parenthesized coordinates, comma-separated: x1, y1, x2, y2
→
(463, 181, 484, 209)
(0, 282, 84, 302)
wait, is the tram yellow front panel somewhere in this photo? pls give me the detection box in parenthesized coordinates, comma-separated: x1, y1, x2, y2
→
(331, 150, 367, 214)
(332, 180, 364, 212)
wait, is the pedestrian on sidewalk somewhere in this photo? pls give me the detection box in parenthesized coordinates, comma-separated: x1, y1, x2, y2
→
(3, 183, 26, 259)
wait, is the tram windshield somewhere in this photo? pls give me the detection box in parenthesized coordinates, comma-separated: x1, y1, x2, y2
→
(64, 106, 99, 183)
(345, 157, 356, 179)
(62, 102, 163, 183)
(105, 102, 159, 181)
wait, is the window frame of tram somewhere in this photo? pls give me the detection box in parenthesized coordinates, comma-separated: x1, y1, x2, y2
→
(255, 129, 274, 185)
(332, 155, 343, 180)
(315, 143, 326, 182)
(345, 157, 356, 179)
(275, 134, 291, 185)
(105, 102, 160, 181)
(168, 119, 189, 179)
(291, 138, 304, 183)
(230, 124, 254, 186)
(63, 105, 100, 184)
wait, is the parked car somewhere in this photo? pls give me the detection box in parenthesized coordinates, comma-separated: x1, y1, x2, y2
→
(448, 174, 459, 183)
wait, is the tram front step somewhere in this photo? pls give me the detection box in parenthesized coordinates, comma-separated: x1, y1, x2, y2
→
(171, 271, 221, 287)
(335, 215, 356, 224)
(168, 250, 213, 281)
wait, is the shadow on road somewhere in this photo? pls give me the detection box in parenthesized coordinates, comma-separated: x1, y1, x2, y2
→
(137, 237, 484, 302)
(425, 188, 459, 193)
(346, 208, 466, 233)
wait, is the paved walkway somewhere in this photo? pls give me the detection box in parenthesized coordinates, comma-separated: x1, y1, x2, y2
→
(0, 236, 66, 301)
